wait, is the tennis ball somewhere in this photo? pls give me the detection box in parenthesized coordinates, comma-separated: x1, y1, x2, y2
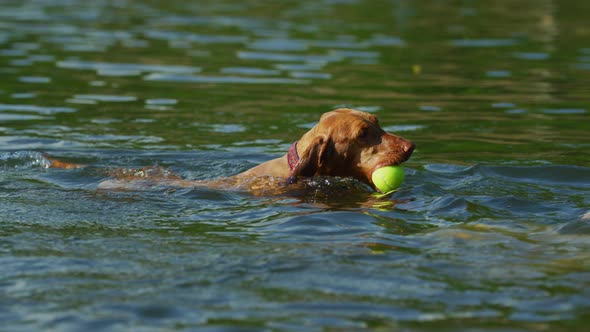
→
(371, 166, 404, 193)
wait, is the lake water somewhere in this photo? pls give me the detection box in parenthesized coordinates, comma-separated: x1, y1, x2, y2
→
(1, 0, 589, 331)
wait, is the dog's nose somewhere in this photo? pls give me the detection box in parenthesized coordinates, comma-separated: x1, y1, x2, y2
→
(402, 141, 416, 154)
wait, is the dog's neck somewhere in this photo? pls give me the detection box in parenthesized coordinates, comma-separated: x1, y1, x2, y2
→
(234, 142, 296, 180)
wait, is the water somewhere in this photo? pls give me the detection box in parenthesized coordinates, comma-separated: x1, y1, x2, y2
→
(1, 0, 589, 330)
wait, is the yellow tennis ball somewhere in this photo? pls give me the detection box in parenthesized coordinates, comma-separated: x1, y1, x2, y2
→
(371, 166, 405, 193)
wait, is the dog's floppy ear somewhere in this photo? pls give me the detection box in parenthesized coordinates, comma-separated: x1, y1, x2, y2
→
(288, 135, 332, 179)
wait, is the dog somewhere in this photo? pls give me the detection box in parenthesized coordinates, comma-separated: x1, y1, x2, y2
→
(49, 108, 415, 193)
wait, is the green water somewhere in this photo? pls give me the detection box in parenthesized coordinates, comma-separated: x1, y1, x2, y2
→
(1, 0, 589, 331)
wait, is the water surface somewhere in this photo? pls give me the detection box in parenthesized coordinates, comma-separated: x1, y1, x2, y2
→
(1, 0, 589, 331)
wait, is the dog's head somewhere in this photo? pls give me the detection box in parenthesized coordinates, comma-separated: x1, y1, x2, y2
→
(289, 108, 415, 188)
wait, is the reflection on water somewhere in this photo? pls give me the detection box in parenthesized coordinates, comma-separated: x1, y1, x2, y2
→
(1, 0, 590, 331)
(57, 60, 202, 77)
(144, 73, 310, 85)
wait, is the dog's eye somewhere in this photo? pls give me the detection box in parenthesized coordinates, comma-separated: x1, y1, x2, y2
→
(358, 128, 370, 141)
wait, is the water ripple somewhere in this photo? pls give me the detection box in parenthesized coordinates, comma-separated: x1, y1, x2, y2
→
(144, 73, 309, 85)
(383, 125, 426, 132)
(0, 103, 76, 114)
(57, 60, 201, 75)
(450, 38, 518, 47)
(238, 50, 343, 63)
(72, 95, 138, 103)
(542, 108, 586, 115)
(289, 72, 332, 80)
(250, 38, 309, 51)
(144, 30, 248, 44)
(221, 67, 281, 76)
(18, 76, 51, 84)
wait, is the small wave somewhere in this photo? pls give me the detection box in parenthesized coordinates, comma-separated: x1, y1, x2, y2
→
(0, 103, 76, 114)
(57, 60, 201, 75)
(0, 151, 52, 168)
(558, 217, 590, 235)
(144, 73, 309, 85)
(481, 165, 590, 189)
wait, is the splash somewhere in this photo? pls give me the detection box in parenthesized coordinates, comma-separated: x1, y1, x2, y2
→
(0, 151, 52, 169)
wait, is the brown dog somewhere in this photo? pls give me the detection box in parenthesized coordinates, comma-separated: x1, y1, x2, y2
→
(50, 108, 415, 192)
(236, 108, 414, 185)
